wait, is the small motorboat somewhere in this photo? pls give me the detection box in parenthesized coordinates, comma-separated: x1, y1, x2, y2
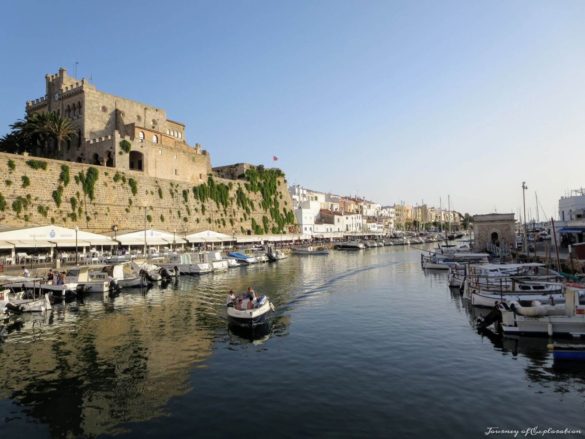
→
(548, 343, 585, 362)
(226, 293, 275, 328)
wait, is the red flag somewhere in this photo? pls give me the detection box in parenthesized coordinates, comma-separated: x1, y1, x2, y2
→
(273, 156, 278, 161)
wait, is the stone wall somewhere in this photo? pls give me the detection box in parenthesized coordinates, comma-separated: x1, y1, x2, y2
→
(0, 152, 296, 235)
(473, 213, 516, 251)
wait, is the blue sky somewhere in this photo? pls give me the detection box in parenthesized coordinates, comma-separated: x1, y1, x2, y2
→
(1, 0, 584, 218)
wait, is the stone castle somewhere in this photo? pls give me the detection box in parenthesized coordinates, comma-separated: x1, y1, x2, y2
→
(26, 68, 210, 185)
(0, 69, 296, 234)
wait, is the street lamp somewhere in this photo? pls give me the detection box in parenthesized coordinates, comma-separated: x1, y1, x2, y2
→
(112, 224, 118, 255)
(75, 226, 79, 265)
(522, 181, 528, 254)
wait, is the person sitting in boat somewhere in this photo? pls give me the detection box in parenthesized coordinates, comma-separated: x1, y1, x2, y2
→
(247, 287, 256, 301)
(227, 290, 236, 307)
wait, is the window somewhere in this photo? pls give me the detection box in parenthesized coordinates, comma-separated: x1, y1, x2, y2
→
(129, 151, 144, 171)
(166, 129, 170, 135)
(174, 169, 178, 175)
(152, 134, 158, 144)
(178, 132, 182, 139)
(138, 131, 145, 142)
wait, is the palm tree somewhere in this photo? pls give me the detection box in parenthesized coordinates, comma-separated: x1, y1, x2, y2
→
(43, 112, 75, 156)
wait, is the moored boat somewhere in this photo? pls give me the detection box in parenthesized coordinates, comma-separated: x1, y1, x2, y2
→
(291, 246, 329, 255)
(498, 287, 585, 337)
(227, 252, 258, 265)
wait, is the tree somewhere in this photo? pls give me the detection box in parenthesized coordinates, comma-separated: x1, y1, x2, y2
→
(43, 112, 75, 155)
(0, 111, 74, 157)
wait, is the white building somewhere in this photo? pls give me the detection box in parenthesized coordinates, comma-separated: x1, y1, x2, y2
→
(559, 189, 585, 223)
(294, 200, 322, 234)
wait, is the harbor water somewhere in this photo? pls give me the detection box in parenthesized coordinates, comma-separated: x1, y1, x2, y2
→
(1, 246, 584, 438)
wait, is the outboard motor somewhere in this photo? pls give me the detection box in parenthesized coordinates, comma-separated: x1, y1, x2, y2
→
(109, 279, 121, 297)
(477, 304, 502, 331)
(5, 303, 24, 314)
(159, 267, 173, 282)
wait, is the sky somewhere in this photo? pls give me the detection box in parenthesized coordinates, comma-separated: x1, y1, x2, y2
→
(1, 0, 584, 219)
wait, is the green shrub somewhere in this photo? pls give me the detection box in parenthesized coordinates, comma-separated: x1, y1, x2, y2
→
(21, 175, 30, 188)
(119, 139, 131, 154)
(37, 205, 49, 217)
(5, 180, 12, 186)
(52, 186, 63, 207)
(146, 214, 152, 223)
(25, 159, 47, 170)
(0, 193, 6, 211)
(128, 178, 138, 196)
(158, 187, 163, 199)
(7, 160, 15, 172)
(70, 197, 77, 211)
(78, 167, 99, 200)
(60, 165, 70, 186)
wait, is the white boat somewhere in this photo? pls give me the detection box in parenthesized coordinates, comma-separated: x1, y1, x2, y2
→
(103, 263, 150, 288)
(462, 263, 558, 299)
(161, 253, 213, 274)
(499, 287, 585, 336)
(471, 286, 570, 308)
(226, 293, 275, 328)
(206, 251, 229, 271)
(1, 275, 79, 298)
(291, 246, 329, 255)
(65, 267, 110, 293)
(131, 260, 162, 281)
(334, 241, 365, 250)
(421, 252, 489, 270)
(1, 288, 52, 313)
(266, 246, 288, 261)
(227, 252, 258, 265)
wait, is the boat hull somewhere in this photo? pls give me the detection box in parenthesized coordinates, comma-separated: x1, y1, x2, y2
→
(226, 300, 273, 328)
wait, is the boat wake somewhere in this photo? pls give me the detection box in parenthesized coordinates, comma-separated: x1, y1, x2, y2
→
(281, 261, 397, 311)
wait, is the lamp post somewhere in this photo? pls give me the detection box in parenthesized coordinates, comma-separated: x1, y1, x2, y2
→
(75, 226, 79, 265)
(112, 224, 118, 255)
(522, 181, 528, 254)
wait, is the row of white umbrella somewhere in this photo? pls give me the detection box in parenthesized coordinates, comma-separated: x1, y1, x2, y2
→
(0, 225, 310, 250)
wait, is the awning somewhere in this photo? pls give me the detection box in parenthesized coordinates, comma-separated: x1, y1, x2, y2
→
(6, 239, 56, 248)
(559, 227, 585, 233)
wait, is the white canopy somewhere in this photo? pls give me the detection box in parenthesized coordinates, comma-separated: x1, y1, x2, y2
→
(115, 229, 188, 246)
(235, 234, 309, 243)
(185, 230, 234, 243)
(0, 225, 116, 248)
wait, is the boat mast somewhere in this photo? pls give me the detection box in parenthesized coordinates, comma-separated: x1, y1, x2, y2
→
(447, 195, 451, 235)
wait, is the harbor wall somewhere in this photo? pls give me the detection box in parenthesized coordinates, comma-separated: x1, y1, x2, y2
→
(0, 152, 297, 235)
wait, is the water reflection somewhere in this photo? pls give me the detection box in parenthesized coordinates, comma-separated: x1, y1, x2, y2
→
(0, 287, 215, 436)
(453, 286, 585, 398)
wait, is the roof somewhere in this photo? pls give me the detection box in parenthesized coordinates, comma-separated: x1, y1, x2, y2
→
(115, 229, 188, 246)
(0, 225, 116, 248)
(185, 230, 234, 243)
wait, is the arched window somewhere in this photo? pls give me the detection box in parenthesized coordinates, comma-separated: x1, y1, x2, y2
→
(152, 134, 158, 144)
(129, 151, 144, 171)
(138, 131, 145, 142)
(66, 105, 71, 118)
(77, 101, 82, 116)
